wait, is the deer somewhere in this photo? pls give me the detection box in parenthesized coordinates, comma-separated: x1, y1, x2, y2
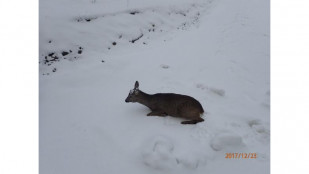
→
(125, 81, 205, 124)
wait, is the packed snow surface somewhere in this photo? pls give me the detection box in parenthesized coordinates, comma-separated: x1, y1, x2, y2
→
(40, 0, 270, 173)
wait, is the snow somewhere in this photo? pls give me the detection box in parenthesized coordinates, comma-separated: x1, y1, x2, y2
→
(39, 0, 270, 173)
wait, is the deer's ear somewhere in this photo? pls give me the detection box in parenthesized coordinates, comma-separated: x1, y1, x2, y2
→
(134, 81, 139, 89)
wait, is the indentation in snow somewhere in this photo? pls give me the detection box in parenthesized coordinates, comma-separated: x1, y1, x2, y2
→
(210, 132, 245, 151)
(160, 64, 170, 69)
(141, 136, 176, 170)
(196, 83, 225, 96)
(141, 135, 209, 170)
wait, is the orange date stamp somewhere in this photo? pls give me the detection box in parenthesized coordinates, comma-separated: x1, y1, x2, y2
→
(225, 153, 257, 159)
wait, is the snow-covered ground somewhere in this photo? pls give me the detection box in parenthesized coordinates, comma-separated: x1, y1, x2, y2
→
(39, 0, 270, 173)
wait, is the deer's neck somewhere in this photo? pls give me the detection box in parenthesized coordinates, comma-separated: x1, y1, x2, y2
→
(137, 90, 154, 109)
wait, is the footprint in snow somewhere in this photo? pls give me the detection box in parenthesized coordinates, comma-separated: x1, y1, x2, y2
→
(247, 119, 270, 143)
(210, 132, 245, 151)
(248, 120, 270, 134)
(141, 135, 207, 170)
(160, 64, 170, 69)
(141, 136, 176, 170)
(196, 83, 225, 97)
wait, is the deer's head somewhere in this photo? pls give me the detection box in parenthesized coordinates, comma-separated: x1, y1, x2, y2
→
(125, 81, 140, 103)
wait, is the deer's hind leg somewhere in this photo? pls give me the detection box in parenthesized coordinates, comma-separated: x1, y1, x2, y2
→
(147, 110, 168, 117)
(179, 108, 204, 124)
(181, 118, 204, 124)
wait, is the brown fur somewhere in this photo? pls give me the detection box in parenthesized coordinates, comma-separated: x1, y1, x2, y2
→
(125, 81, 204, 124)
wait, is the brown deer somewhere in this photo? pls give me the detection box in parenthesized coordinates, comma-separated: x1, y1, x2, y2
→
(125, 81, 205, 124)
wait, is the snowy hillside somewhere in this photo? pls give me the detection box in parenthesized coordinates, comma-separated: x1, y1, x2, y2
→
(40, 0, 270, 173)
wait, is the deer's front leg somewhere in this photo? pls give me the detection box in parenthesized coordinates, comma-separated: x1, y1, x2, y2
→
(147, 111, 168, 117)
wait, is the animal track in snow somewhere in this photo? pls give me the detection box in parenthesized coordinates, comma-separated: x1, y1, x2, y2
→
(141, 136, 176, 170)
(196, 83, 225, 96)
(249, 120, 269, 134)
(210, 132, 245, 151)
(141, 135, 207, 170)
(160, 64, 170, 69)
(247, 119, 270, 143)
